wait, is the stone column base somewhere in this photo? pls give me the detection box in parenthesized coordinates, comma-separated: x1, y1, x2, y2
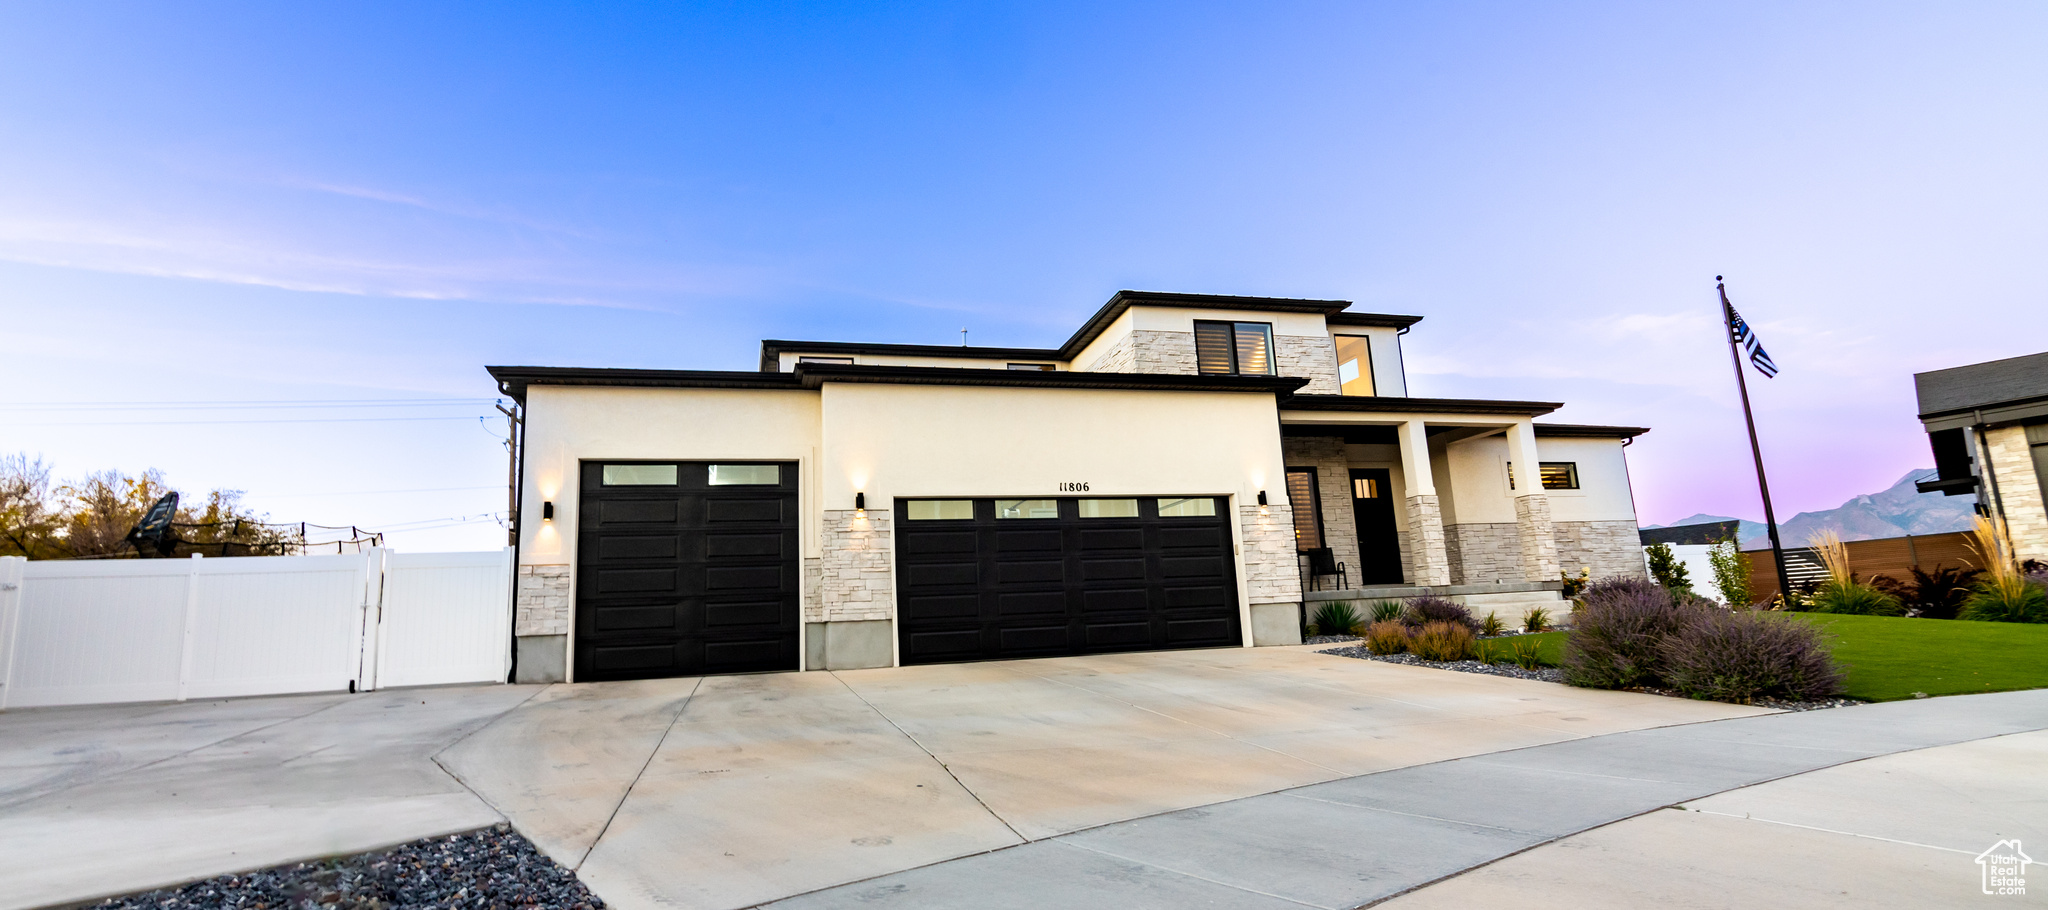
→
(1514, 494, 1561, 582)
(514, 634, 566, 684)
(1249, 602, 1304, 646)
(1405, 494, 1451, 586)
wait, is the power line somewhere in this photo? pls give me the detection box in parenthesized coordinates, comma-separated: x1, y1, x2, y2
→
(252, 485, 505, 499)
(10, 416, 486, 427)
(0, 398, 498, 411)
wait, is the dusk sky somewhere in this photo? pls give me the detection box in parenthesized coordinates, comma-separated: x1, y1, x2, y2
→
(2, 2, 2044, 550)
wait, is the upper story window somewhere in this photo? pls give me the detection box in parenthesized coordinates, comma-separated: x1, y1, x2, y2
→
(1193, 321, 1275, 376)
(1334, 335, 1375, 396)
(796, 356, 854, 367)
(1007, 363, 1056, 371)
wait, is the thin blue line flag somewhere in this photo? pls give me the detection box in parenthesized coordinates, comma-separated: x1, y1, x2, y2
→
(1725, 303, 1779, 378)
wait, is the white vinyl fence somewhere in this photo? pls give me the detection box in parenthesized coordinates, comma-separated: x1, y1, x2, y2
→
(0, 548, 513, 709)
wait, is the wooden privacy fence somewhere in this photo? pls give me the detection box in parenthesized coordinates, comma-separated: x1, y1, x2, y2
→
(1744, 531, 1982, 603)
(0, 548, 513, 709)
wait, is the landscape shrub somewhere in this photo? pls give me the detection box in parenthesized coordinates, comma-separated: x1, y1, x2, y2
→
(1310, 601, 1365, 637)
(1368, 600, 1405, 624)
(1807, 579, 1905, 616)
(1409, 621, 1475, 662)
(1559, 567, 1591, 599)
(1561, 577, 1714, 689)
(1707, 535, 1753, 608)
(1403, 595, 1477, 631)
(1364, 620, 1409, 655)
(1959, 515, 2048, 623)
(1659, 611, 1844, 702)
(1523, 605, 1553, 633)
(1508, 637, 1547, 670)
(1872, 566, 1980, 619)
(1644, 541, 1694, 596)
(1480, 611, 1506, 637)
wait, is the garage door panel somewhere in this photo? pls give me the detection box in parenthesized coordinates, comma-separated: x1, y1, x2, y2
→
(1160, 527, 1224, 549)
(998, 626, 1069, 651)
(998, 591, 1066, 615)
(907, 594, 980, 618)
(907, 562, 978, 586)
(599, 536, 679, 560)
(1081, 558, 1146, 581)
(592, 604, 678, 632)
(996, 560, 1064, 584)
(898, 495, 1238, 664)
(1167, 618, 1236, 643)
(577, 461, 797, 681)
(601, 500, 679, 524)
(905, 531, 977, 554)
(1080, 529, 1145, 550)
(996, 530, 1061, 552)
(1081, 588, 1149, 613)
(706, 533, 784, 558)
(1084, 622, 1151, 646)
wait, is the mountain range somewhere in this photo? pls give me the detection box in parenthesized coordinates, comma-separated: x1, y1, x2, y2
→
(1645, 468, 1980, 549)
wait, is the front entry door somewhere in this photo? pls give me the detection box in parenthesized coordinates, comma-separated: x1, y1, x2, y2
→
(1349, 468, 1404, 584)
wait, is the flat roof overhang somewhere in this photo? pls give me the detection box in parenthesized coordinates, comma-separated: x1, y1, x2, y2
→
(1918, 393, 2048, 432)
(488, 363, 1309, 403)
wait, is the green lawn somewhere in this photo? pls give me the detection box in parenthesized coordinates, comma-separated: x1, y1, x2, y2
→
(1791, 613, 2048, 702)
(1473, 631, 1566, 666)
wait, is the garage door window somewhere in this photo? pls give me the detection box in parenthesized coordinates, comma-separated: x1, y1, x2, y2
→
(708, 464, 780, 485)
(907, 500, 974, 520)
(1078, 499, 1139, 518)
(602, 464, 678, 486)
(997, 499, 1059, 519)
(1157, 497, 1217, 517)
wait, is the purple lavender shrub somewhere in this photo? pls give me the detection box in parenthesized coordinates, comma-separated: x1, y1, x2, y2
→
(1561, 576, 1714, 689)
(1402, 595, 1478, 631)
(1659, 611, 1844, 702)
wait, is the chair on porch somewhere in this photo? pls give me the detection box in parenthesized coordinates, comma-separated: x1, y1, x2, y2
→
(1301, 547, 1348, 592)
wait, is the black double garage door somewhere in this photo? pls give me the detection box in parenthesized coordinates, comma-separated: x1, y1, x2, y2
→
(895, 497, 1242, 664)
(576, 465, 1241, 680)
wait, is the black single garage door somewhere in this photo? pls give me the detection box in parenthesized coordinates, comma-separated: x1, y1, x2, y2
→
(895, 496, 1240, 664)
(574, 461, 798, 680)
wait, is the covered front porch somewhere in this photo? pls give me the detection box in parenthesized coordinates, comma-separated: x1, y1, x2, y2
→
(1275, 395, 1648, 606)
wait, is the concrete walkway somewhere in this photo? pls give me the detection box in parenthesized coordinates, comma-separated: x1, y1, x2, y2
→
(760, 688, 2048, 909)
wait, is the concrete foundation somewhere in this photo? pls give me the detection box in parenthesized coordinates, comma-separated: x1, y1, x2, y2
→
(805, 619, 894, 670)
(514, 634, 567, 684)
(1249, 602, 1305, 646)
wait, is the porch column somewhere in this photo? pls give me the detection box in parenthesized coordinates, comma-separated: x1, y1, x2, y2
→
(1397, 419, 1451, 586)
(1506, 420, 1561, 582)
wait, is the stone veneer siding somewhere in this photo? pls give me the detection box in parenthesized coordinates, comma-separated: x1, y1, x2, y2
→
(1129, 329, 1199, 374)
(1553, 519, 1650, 581)
(1085, 331, 1137, 372)
(1444, 523, 1520, 585)
(1274, 335, 1341, 395)
(1404, 494, 1451, 585)
(815, 510, 894, 623)
(1281, 436, 1360, 583)
(1986, 424, 2048, 563)
(1514, 494, 1561, 581)
(1240, 503, 1305, 605)
(515, 564, 570, 636)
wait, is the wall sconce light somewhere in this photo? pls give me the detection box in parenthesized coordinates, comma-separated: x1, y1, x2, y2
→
(1256, 490, 1269, 514)
(854, 491, 866, 517)
(542, 501, 555, 521)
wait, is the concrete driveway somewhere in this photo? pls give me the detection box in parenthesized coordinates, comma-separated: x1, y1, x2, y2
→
(13, 646, 2040, 910)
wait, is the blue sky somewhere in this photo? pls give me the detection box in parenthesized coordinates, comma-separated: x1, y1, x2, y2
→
(2, 1, 2044, 550)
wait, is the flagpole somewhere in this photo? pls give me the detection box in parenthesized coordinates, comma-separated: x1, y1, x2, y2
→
(1718, 277, 1792, 604)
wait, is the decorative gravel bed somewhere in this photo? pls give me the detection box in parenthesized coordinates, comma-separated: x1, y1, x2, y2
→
(92, 823, 603, 910)
(1317, 645, 1864, 711)
(1301, 634, 1363, 645)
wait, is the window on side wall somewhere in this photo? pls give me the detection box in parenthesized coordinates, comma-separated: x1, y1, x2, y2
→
(1193, 321, 1275, 376)
(1334, 335, 1375, 396)
(1507, 461, 1581, 491)
(1007, 363, 1057, 371)
(1285, 468, 1323, 551)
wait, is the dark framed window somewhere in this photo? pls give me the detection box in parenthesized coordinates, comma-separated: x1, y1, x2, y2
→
(1285, 467, 1323, 551)
(2028, 424, 2048, 516)
(1194, 321, 1276, 376)
(1508, 461, 1580, 491)
(1007, 363, 1057, 371)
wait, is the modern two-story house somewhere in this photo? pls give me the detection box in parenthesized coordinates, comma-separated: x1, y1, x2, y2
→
(489, 291, 1648, 684)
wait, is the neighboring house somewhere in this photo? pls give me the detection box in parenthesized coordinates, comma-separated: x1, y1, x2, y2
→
(1914, 350, 2048, 563)
(488, 290, 1649, 683)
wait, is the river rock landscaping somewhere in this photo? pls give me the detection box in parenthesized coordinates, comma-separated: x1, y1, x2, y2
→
(91, 823, 603, 910)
